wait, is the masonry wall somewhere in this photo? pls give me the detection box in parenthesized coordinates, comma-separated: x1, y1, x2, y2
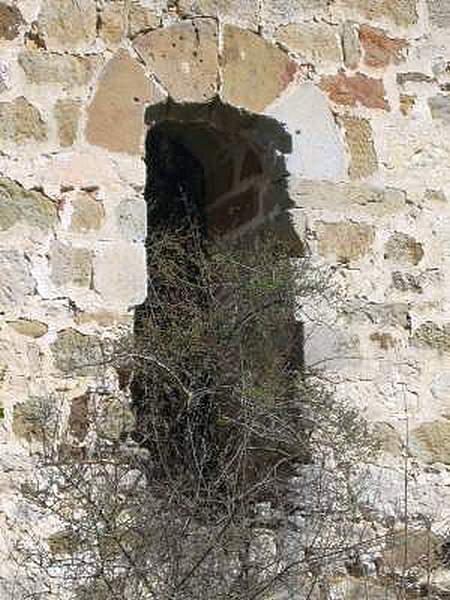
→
(2, 0, 450, 596)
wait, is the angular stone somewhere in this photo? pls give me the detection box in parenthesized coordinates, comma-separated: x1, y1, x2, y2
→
(320, 71, 389, 110)
(261, 0, 330, 25)
(19, 51, 99, 87)
(0, 97, 47, 143)
(411, 420, 450, 463)
(49, 241, 92, 288)
(68, 394, 89, 441)
(179, 0, 259, 28)
(93, 242, 146, 306)
(70, 192, 104, 232)
(0, 250, 35, 309)
(373, 421, 403, 455)
(222, 26, 297, 112)
(360, 25, 408, 68)
(428, 0, 450, 29)
(55, 99, 81, 147)
(384, 232, 423, 265)
(0, 177, 57, 231)
(37, 0, 97, 51)
(429, 94, 450, 123)
(413, 321, 450, 352)
(0, 3, 24, 40)
(400, 93, 415, 116)
(342, 21, 361, 70)
(51, 328, 102, 374)
(86, 49, 164, 155)
(128, 1, 160, 38)
(316, 221, 375, 262)
(116, 198, 146, 242)
(337, 0, 418, 27)
(340, 116, 378, 179)
(99, 1, 126, 46)
(134, 19, 218, 103)
(8, 319, 48, 338)
(275, 22, 342, 65)
(13, 399, 47, 441)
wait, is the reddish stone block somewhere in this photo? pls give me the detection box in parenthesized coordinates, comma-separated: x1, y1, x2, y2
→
(320, 70, 389, 110)
(360, 24, 408, 68)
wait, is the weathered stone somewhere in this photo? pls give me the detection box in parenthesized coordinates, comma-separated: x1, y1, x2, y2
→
(392, 269, 440, 293)
(275, 22, 342, 64)
(37, 0, 97, 51)
(400, 93, 415, 115)
(397, 72, 434, 85)
(222, 26, 298, 112)
(431, 372, 450, 402)
(362, 302, 410, 329)
(413, 321, 450, 352)
(100, 398, 135, 440)
(359, 24, 408, 68)
(342, 21, 361, 70)
(93, 242, 146, 306)
(86, 49, 163, 155)
(320, 71, 389, 110)
(370, 331, 396, 350)
(13, 399, 48, 441)
(8, 319, 48, 338)
(383, 528, 441, 570)
(68, 394, 89, 441)
(337, 0, 418, 27)
(51, 328, 102, 374)
(70, 192, 104, 232)
(411, 420, 450, 463)
(134, 19, 218, 103)
(0, 59, 10, 93)
(316, 221, 375, 262)
(373, 421, 403, 454)
(116, 198, 146, 242)
(0, 3, 24, 40)
(99, 1, 126, 46)
(428, 0, 450, 29)
(0, 97, 47, 143)
(0, 177, 57, 231)
(384, 232, 423, 265)
(48, 530, 80, 556)
(179, 0, 258, 28)
(0, 250, 35, 309)
(128, 1, 160, 38)
(261, 0, 330, 25)
(54, 99, 81, 147)
(340, 116, 378, 179)
(19, 51, 99, 87)
(429, 94, 450, 123)
(49, 241, 92, 288)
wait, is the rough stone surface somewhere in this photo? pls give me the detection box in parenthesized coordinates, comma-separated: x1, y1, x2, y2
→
(134, 19, 218, 102)
(316, 221, 375, 262)
(0, 177, 57, 231)
(413, 321, 450, 352)
(222, 26, 297, 112)
(116, 198, 146, 242)
(0, 97, 47, 143)
(340, 116, 378, 179)
(275, 22, 342, 64)
(411, 420, 450, 464)
(99, 1, 127, 46)
(12, 400, 47, 442)
(179, 0, 259, 28)
(70, 192, 104, 232)
(51, 328, 102, 374)
(8, 319, 48, 338)
(37, 0, 97, 51)
(68, 394, 89, 441)
(54, 99, 81, 147)
(342, 21, 361, 70)
(49, 241, 92, 288)
(128, 1, 160, 37)
(337, 0, 418, 27)
(428, 0, 450, 29)
(261, 0, 330, 24)
(384, 232, 424, 265)
(86, 49, 163, 154)
(359, 24, 408, 68)
(0, 250, 35, 309)
(320, 71, 389, 110)
(0, 3, 24, 40)
(19, 51, 99, 87)
(429, 94, 450, 123)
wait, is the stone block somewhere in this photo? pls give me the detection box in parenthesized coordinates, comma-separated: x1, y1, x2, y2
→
(99, 0, 127, 46)
(54, 99, 81, 147)
(337, 0, 418, 27)
(431, 372, 450, 401)
(320, 71, 389, 110)
(0, 97, 47, 143)
(429, 94, 450, 123)
(116, 198, 146, 242)
(13, 399, 48, 441)
(340, 116, 378, 179)
(360, 25, 408, 68)
(222, 26, 297, 112)
(37, 0, 97, 51)
(49, 241, 92, 288)
(0, 3, 23, 40)
(68, 394, 89, 441)
(411, 420, 450, 463)
(400, 93, 416, 116)
(51, 328, 102, 374)
(428, 0, 450, 29)
(413, 321, 450, 352)
(315, 221, 375, 262)
(128, 1, 160, 38)
(178, 0, 259, 28)
(134, 19, 218, 103)
(8, 319, 48, 338)
(384, 232, 423, 265)
(70, 192, 104, 232)
(0, 250, 35, 310)
(93, 242, 146, 306)
(261, 0, 330, 26)
(342, 21, 361, 70)
(19, 51, 100, 87)
(0, 177, 57, 231)
(275, 22, 342, 65)
(86, 49, 164, 155)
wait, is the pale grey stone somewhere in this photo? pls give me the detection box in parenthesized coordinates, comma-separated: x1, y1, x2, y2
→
(116, 198, 146, 242)
(428, 0, 450, 28)
(0, 250, 35, 310)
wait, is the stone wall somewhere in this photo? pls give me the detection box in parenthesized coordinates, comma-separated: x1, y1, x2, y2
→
(2, 0, 450, 595)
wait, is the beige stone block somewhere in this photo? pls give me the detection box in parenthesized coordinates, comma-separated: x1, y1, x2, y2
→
(0, 97, 47, 143)
(340, 115, 378, 179)
(8, 319, 48, 338)
(0, 3, 24, 41)
(221, 26, 297, 112)
(179, 0, 259, 28)
(70, 192, 104, 232)
(19, 51, 100, 87)
(55, 99, 81, 147)
(315, 221, 375, 262)
(411, 420, 450, 463)
(275, 22, 342, 65)
(261, 0, 330, 26)
(128, 1, 160, 38)
(134, 19, 218, 102)
(93, 241, 146, 307)
(37, 0, 97, 51)
(99, 1, 127, 46)
(86, 49, 164, 155)
(384, 232, 424, 265)
(0, 177, 57, 231)
(51, 328, 102, 374)
(49, 241, 92, 288)
(336, 0, 418, 27)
